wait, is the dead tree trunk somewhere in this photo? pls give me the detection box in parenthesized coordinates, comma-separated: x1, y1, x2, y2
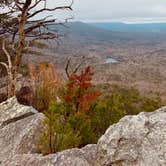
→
(12, 1, 30, 97)
(0, 0, 73, 98)
(0, 40, 15, 98)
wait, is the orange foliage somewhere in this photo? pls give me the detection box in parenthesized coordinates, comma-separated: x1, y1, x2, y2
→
(78, 91, 101, 111)
(64, 66, 101, 112)
(29, 62, 58, 84)
(28, 62, 60, 111)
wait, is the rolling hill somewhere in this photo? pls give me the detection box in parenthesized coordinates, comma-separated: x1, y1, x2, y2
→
(25, 21, 166, 102)
(91, 22, 166, 33)
(50, 22, 166, 46)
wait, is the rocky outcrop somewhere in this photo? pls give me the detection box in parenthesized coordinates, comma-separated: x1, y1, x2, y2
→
(0, 97, 166, 166)
(0, 98, 97, 166)
(0, 97, 44, 163)
(96, 106, 166, 166)
(0, 97, 38, 126)
(3, 145, 97, 166)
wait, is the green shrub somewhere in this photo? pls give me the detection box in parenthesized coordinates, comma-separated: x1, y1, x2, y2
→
(38, 62, 163, 155)
(68, 111, 97, 145)
(39, 102, 81, 155)
(39, 83, 162, 154)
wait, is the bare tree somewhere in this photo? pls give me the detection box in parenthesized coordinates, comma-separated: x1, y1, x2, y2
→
(0, 0, 73, 98)
(65, 56, 85, 79)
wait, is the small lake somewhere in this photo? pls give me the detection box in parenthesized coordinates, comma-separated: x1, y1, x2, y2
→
(106, 57, 118, 64)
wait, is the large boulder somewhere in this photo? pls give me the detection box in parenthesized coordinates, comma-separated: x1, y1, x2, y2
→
(2, 145, 97, 166)
(0, 97, 44, 163)
(96, 107, 166, 166)
(0, 97, 38, 126)
(0, 98, 97, 166)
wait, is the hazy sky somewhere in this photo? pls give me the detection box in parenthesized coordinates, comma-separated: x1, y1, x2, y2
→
(72, 0, 166, 22)
(32, 0, 166, 23)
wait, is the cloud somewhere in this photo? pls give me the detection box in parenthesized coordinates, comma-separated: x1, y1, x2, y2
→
(28, 0, 166, 22)
(72, 0, 166, 22)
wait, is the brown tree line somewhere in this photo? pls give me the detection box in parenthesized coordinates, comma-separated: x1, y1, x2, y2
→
(0, 0, 73, 98)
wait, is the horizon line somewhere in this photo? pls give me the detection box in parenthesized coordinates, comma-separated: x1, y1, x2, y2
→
(72, 17, 166, 24)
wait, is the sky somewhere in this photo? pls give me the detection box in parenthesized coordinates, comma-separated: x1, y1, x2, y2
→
(3, 0, 166, 23)
(72, 0, 166, 23)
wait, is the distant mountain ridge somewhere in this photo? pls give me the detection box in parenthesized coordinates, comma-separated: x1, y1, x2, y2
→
(50, 21, 166, 45)
(51, 21, 129, 43)
(90, 22, 166, 33)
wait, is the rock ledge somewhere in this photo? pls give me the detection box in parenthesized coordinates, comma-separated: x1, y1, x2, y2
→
(0, 98, 166, 166)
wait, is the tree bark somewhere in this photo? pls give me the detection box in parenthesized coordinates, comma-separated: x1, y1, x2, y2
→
(11, 0, 30, 97)
(0, 40, 15, 98)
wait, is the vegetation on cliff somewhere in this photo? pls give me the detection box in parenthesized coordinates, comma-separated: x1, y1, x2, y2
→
(29, 63, 162, 154)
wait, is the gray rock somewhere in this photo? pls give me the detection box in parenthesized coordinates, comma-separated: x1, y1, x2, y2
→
(2, 147, 97, 166)
(81, 144, 97, 165)
(0, 113, 44, 162)
(0, 97, 44, 163)
(0, 97, 97, 166)
(0, 97, 37, 127)
(1, 97, 166, 166)
(96, 106, 166, 166)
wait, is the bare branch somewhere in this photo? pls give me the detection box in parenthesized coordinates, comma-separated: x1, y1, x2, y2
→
(2, 39, 12, 69)
(25, 19, 56, 34)
(0, 62, 9, 71)
(28, 3, 73, 19)
(65, 56, 85, 78)
(65, 59, 71, 78)
(73, 60, 85, 74)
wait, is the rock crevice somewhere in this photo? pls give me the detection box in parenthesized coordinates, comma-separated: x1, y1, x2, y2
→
(0, 111, 35, 129)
